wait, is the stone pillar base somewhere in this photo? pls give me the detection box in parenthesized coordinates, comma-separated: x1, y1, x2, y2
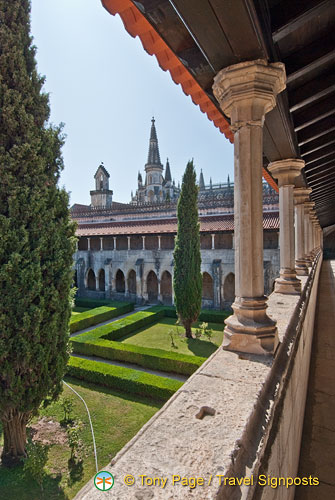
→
(295, 259, 309, 276)
(274, 269, 301, 294)
(223, 297, 278, 355)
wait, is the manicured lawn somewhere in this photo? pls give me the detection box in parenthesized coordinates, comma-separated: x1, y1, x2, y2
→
(0, 377, 161, 499)
(120, 317, 224, 358)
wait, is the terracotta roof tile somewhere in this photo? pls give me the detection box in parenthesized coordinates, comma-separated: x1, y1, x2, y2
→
(75, 212, 279, 237)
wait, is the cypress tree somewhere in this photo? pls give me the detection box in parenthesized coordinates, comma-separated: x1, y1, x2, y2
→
(0, 1, 76, 466)
(173, 160, 202, 338)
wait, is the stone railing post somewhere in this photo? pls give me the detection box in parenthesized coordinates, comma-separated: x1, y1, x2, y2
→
(293, 188, 311, 276)
(213, 59, 286, 354)
(268, 159, 303, 294)
(303, 202, 314, 266)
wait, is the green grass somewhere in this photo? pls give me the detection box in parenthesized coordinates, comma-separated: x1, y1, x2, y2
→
(120, 317, 224, 358)
(0, 378, 161, 499)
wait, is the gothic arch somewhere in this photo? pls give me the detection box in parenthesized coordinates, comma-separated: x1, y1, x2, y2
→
(223, 273, 235, 302)
(98, 269, 105, 292)
(147, 270, 158, 302)
(127, 269, 136, 295)
(202, 272, 214, 301)
(161, 270, 172, 305)
(115, 269, 125, 293)
(87, 269, 96, 291)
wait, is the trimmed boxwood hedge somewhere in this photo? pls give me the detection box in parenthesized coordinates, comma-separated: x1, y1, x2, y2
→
(74, 298, 127, 309)
(70, 302, 134, 333)
(67, 356, 182, 401)
(71, 337, 205, 376)
(151, 305, 230, 324)
(73, 308, 164, 344)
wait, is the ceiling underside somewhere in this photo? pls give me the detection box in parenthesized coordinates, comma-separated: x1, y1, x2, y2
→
(103, 0, 335, 228)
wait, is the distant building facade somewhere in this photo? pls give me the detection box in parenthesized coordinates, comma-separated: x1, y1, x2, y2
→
(71, 119, 280, 309)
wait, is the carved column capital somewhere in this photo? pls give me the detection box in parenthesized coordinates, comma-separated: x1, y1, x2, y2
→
(268, 159, 304, 187)
(213, 59, 286, 130)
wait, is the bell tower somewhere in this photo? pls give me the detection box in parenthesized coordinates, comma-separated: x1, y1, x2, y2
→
(90, 162, 113, 208)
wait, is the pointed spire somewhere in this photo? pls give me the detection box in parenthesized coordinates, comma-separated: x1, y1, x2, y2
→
(227, 174, 230, 188)
(199, 169, 205, 189)
(165, 157, 172, 183)
(210, 177, 212, 189)
(146, 117, 162, 168)
(138, 171, 142, 184)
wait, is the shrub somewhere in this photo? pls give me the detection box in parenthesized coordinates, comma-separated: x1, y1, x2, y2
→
(67, 357, 182, 401)
(71, 337, 205, 376)
(74, 298, 128, 309)
(70, 303, 133, 333)
(23, 437, 49, 491)
(150, 306, 230, 324)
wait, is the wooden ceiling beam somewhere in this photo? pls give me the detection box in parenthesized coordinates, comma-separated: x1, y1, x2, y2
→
(306, 165, 335, 180)
(304, 145, 335, 166)
(293, 95, 335, 132)
(300, 133, 335, 156)
(311, 183, 335, 198)
(289, 78, 335, 112)
(272, 0, 334, 43)
(308, 174, 335, 189)
(304, 156, 335, 173)
(297, 116, 335, 146)
(286, 49, 335, 85)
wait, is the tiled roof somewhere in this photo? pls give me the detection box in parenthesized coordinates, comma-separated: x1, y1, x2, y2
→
(75, 212, 279, 237)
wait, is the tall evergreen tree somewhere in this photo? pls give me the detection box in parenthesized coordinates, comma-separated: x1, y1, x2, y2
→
(173, 161, 202, 338)
(0, 0, 76, 466)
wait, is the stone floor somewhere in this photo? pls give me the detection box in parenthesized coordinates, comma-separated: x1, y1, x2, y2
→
(295, 260, 335, 500)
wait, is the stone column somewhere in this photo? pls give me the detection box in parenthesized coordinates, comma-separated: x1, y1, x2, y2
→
(100, 237, 103, 251)
(293, 188, 311, 276)
(158, 279, 162, 303)
(113, 236, 117, 251)
(142, 236, 146, 250)
(213, 59, 285, 355)
(158, 235, 161, 250)
(303, 202, 314, 266)
(87, 237, 91, 251)
(211, 234, 215, 250)
(75, 240, 78, 252)
(127, 236, 131, 251)
(268, 159, 303, 294)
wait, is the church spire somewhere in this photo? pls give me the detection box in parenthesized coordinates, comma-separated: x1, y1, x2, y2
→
(146, 117, 162, 169)
(199, 169, 205, 189)
(165, 157, 172, 183)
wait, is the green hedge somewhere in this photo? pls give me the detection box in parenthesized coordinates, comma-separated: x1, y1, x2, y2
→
(71, 337, 205, 376)
(70, 302, 134, 333)
(67, 356, 182, 401)
(74, 298, 128, 309)
(70, 309, 163, 344)
(150, 305, 230, 324)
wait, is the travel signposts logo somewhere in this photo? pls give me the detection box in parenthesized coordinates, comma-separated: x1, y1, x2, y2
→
(94, 471, 114, 491)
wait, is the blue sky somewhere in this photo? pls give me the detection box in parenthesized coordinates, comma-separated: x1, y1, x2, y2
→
(31, 0, 234, 205)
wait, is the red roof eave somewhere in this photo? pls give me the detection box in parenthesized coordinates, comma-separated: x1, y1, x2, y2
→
(101, 0, 279, 193)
